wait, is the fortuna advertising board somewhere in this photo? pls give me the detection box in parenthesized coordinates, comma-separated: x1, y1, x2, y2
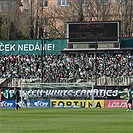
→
(51, 100, 104, 108)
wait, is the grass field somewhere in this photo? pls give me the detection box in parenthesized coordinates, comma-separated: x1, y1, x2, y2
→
(0, 108, 133, 133)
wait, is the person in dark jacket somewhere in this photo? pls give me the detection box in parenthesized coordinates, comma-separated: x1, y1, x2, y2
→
(14, 88, 20, 110)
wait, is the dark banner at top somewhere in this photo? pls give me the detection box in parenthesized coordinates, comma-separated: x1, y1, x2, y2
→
(0, 86, 132, 100)
(67, 21, 121, 44)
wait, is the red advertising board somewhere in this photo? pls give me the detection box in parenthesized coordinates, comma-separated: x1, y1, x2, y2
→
(105, 100, 127, 108)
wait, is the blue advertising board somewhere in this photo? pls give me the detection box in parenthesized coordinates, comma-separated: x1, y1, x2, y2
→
(1, 100, 50, 108)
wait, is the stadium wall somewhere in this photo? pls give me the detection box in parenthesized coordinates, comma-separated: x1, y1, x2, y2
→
(1, 86, 132, 108)
(0, 86, 130, 100)
(1, 99, 133, 108)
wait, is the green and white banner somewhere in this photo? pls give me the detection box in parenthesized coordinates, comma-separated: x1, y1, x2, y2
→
(0, 39, 67, 55)
(1, 86, 132, 100)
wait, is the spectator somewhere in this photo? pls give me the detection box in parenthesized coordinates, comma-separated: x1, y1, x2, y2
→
(0, 53, 132, 85)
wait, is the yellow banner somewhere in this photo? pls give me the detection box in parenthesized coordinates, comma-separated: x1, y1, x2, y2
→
(51, 100, 104, 108)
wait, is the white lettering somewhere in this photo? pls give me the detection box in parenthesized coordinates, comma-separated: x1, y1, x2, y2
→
(34, 101, 48, 107)
(99, 89, 104, 96)
(0, 42, 56, 52)
(53, 44, 55, 50)
(5, 44, 10, 51)
(46, 90, 55, 97)
(94, 89, 99, 96)
(107, 90, 112, 96)
(24, 44, 28, 51)
(112, 90, 118, 97)
(2, 101, 13, 107)
(75, 90, 81, 97)
(80, 90, 87, 96)
(44, 44, 46, 50)
(18, 44, 23, 51)
(47, 44, 52, 50)
(35, 43, 41, 51)
(29, 44, 34, 51)
(0, 43, 4, 51)
(67, 90, 73, 96)
(10, 44, 15, 51)
(108, 102, 127, 108)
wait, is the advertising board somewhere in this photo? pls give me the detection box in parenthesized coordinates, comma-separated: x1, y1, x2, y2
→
(51, 100, 104, 108)
(104, 100, 127, 108)
(1, 100, 50, 108)
(1, 86, 132, 100)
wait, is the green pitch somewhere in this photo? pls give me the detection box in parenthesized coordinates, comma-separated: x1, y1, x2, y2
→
(0, 108, 133, 133)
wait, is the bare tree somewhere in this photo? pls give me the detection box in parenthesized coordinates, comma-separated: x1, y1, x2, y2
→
(0, 1, 30, 39)
(0, 15, 2, 39)
(20, 0, 43, 39)
(122, 0, 133, 37)
(42, 0, 118, 38)
(1, 1, 20, 39)
(1, 0, 133, 39)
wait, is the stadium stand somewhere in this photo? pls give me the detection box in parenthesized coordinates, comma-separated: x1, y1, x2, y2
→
(0, 53, 132, 87)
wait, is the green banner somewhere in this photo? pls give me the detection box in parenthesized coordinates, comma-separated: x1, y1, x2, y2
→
(120, 38, 133, 48)
(2, 86, 132, 100)
(0, 39, 67, 55)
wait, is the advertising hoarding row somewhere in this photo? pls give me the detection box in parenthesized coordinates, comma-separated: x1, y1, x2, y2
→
(1, 100, 132, 108)
(1, 100, 50, 108)
(0, 86, 131, 100)
(0, 86, 132, 108)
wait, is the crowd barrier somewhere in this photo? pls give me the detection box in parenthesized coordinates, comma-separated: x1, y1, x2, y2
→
(1, 85, 132, 108)
(2, 76, 132, 87)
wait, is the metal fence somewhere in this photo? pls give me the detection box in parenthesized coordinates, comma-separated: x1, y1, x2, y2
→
(6, 76, 133, 87)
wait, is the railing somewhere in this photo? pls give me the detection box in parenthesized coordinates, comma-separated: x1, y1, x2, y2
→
(5, 76, 133, 87)
(0, 78, 7, 87)
(96, 76, 132, 86)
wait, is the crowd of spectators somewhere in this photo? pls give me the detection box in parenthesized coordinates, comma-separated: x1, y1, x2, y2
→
(0, 52, 133, 83)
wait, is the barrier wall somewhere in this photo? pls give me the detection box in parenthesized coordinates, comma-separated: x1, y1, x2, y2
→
(1, 100, 133, 108)
(1, 86, 131, 100)
(51, 100, 104, 108)
(1, 100, 50, 108)
(0, 86, 132, 108)
(104, 100, 127, 108)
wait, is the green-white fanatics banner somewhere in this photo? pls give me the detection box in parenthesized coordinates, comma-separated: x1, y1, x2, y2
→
(0, 39, 67, 55)
(1, 86, 132, 100)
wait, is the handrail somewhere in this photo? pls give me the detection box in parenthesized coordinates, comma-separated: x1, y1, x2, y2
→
(3, 76, 132, 87)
